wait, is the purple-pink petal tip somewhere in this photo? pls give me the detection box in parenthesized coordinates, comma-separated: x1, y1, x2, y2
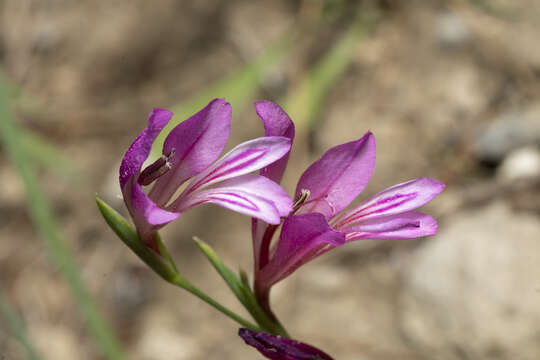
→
(238, 328, 334, 360)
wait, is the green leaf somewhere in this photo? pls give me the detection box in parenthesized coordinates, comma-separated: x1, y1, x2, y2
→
(239, 268, 251, 290)
(156, 233, 179, 274)
(193, 237, 289, 337)
(96, 197, 178, 282)
(193, 237, 250, 306)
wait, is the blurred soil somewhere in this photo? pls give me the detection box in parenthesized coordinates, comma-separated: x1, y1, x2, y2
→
(1, 1, 540, 359)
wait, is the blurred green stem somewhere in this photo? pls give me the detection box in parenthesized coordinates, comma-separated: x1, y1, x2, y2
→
(286, 10, 378, 136)
(0, 287, 42, 360)
(150, 37, 291, 159)
(0, 72, 126, 360)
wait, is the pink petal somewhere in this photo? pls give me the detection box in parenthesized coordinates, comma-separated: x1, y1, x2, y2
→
(119, 108, 172, 188)
(334, 177, 445, 228)
(205, 174, 292, 216)
(182, 136, 292, 194)
(344, 211, 438, 241)
(252, 102, 295, 272)
(174, 174, 292, 225)
(149, 98, 231, 206)
(255, 101, 295, 184)
(124, 179, 180, 249)
(257, 213, 345, 288)
(295, 132, 376, 220)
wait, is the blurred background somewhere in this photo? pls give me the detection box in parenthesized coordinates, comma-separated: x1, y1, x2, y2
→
(1, 0, 540, 359)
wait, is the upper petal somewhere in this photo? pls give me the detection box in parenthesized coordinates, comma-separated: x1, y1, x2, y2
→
(119, 108, 172, 188)
(173, 174, 292, 224)
(334, 177, 445, 228)
(183, 136, 292, 194)
(252, 101, 295, 273)
(238, 328, 334, 360)
(344, 211, 438, 241)
(295, 132, 376, 220)
(257, 213, 345, 288)
(149, 98, 231, 205)
(255, 101, 295, 184)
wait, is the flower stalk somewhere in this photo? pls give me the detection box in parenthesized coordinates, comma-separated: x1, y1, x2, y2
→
(96, 197, 261, 331)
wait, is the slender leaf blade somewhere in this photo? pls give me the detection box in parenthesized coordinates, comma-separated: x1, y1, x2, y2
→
(0, 72, 126, 360)
(192, 237, 288, 336)
(0, 287, 42, 360)
(285, 13, 376, 134)
(96, 197, 178, 282)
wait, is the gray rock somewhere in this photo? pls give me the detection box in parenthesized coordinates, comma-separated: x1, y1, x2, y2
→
(399, 202, 540, 360)
(436, 12, 471, 49)
(474, 106, 540, 165)
(497, 146, 540, 182)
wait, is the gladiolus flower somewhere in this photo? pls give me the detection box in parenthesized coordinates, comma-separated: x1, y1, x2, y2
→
(119, 98, 293, 251)
(251, 101, 445, 309)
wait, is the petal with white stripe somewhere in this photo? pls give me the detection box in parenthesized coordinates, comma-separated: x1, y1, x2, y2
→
(182, 136, 292, 194)
(334, 177, 444, 228)
(174, 174, 292, 224)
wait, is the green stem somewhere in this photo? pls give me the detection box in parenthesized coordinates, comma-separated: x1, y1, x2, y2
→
(241, 285, 289, 337)
(97, 198, 262, 332)
(169, 275, 262, 332)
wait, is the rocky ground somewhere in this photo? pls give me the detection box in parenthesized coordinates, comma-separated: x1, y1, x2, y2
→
(1, 1, 540, 359)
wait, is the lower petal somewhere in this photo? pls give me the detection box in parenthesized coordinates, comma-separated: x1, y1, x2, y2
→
(334, 177, 444, 228)
(344, 211, 438, 241)
(173, 175, 291, 225)
(257, 213, 345, 288)
(125, 179, 180, 248)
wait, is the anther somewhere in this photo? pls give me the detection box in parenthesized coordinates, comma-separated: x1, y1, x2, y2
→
(291, 189, 310, 214)
(138, 148, 175, 186)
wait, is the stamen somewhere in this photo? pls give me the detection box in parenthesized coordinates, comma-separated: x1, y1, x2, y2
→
(138, 149, 175, 186)
(291, 189, 310, 214)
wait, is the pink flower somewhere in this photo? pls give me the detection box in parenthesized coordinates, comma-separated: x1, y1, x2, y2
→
(251, 101, 445, 309)
(119, 99, 293, 251)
